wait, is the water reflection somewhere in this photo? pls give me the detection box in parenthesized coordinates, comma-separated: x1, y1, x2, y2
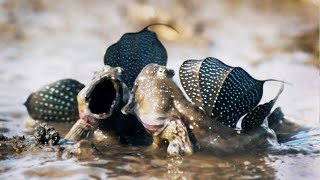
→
(1, 124, 319, 179)
(283, 128, 320, 153)
(166, 157, 185, 180)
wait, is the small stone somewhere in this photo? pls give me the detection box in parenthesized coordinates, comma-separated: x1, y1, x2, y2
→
(72, 140, 96, 159)
(34, 123, 60, 145)
(0, 134, 6, 141)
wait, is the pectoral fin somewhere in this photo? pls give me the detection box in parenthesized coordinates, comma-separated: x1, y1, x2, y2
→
(64, 119, 95, 141)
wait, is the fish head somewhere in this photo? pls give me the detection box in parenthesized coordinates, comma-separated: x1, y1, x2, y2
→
(77, 65, 128, 124)
(130, 63, 177, 136)
(137, 63, 175, 83)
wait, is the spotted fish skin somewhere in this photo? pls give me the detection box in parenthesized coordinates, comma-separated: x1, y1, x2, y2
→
(24, 79, 85, 122)
(122, 64, 233, 155)
(122, 64, 216, 134)
(104, 26, 167, 89)
(179, 57, 284, 131)
(124, 63, 285, 154)
(123, 63, 283, 155)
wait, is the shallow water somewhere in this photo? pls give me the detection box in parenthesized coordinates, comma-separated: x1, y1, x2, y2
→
(0, 0, 319, 179)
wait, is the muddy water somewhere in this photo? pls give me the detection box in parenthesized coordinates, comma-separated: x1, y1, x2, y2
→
(0, 0, 319, 179)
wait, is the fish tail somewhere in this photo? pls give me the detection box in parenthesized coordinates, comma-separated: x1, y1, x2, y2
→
(264, 79, 292, 86)
(143, 23, 180, 34)
(64, 119, 95, 141)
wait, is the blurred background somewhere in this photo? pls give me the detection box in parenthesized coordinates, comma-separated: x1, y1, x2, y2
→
(0, 0, 319, 179)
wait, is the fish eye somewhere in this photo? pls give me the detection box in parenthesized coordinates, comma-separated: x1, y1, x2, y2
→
(167, 69, 175, 78)
(116, 67, 123, 73)
(103, 65, 111, 72)
(157, 67, 166, 76)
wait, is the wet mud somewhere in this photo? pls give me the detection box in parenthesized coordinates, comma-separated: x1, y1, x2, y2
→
(0, 0, 319, 179)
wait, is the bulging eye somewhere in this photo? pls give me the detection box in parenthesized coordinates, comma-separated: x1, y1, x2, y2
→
(167, 69, 175, 77)
(157, 67, 166, 76)
(103, 65, 111, 72)
(158, 68, 165, 73)
(116, 67, 123, 73)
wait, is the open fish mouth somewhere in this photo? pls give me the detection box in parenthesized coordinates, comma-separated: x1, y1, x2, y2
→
(84, 75, 121, 120)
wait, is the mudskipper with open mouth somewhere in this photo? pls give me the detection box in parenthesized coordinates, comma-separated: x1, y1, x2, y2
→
(24, 25, 169, 144)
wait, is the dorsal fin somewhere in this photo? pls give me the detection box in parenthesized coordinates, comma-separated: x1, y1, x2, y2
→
(24, 79, 84, 122)
(179, 57, 285, 130)
(179, 60, 203, 108)
(104, 25, 168, 89)
(241, 84, 284, 131)
(199, 58, 234, 113)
